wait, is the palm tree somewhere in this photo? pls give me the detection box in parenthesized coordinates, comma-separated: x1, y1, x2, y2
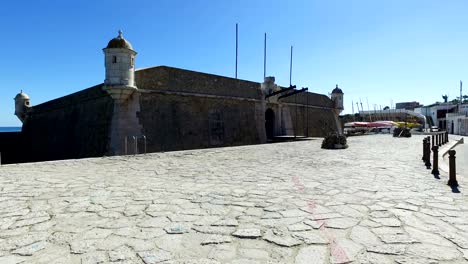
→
(442, 95, 448, 103)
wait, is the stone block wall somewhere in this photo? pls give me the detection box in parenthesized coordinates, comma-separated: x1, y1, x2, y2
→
(136, 66, 263, 99)
(20, 85, 114, 162)
(281, 91, 334, 108)
(138, 93, 263, 152)
(283, 104, 339, 137)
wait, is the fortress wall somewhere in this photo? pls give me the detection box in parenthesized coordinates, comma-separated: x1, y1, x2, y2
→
(138, 93, 263, 152)
(136, 66, 263, 99)
(264, 91, 338, 137)
(21, 85, 114, 162)
(264, 103, 338, 138)
(283, 104, 339, 137)
(280, 91, 334, 108)
(0, 132, 23, 164)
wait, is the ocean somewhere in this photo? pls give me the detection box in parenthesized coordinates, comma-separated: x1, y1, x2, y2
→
(0, 127, 21, 132)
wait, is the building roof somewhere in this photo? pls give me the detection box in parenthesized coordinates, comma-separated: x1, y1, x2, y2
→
(332, 84, 343, 94)
(105, 30, 133, 50)
(14, 90, 29, 100)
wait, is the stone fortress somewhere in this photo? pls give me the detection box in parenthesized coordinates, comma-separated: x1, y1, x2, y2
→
(3, 31, 344, 164)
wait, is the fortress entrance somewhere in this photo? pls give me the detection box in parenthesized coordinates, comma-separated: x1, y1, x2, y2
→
(265, 108, 275, 141)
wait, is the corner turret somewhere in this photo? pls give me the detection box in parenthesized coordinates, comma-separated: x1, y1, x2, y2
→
(331, 84, 344, 114)
(103, 30, 137, 103)
(14, 90, 31, 123)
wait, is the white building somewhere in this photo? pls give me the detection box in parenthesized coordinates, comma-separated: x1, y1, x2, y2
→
(414, 103, 458, 130)
(445, 103, 468, 135)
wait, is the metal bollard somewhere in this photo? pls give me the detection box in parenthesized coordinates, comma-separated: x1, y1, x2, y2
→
(422, 138, 427, 161)
(425, 139, 431, 169)
(431, 146, 439, 176)
(124, 136, 128, 155)
(448, 150, 458, 187)
(135, 136, 138, 155)
(142, 135, 147, 154)
(438, 133, 442, 146)
(431, 134, 435, 148)
(446, 131, 449, 143)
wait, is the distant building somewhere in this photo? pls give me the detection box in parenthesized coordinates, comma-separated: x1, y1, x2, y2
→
(414, 103, 455, 129)
(445, 103, 468, 135)
(395, 101, 421, 111)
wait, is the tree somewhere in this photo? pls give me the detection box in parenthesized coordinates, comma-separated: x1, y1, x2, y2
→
(463, 95, 468, 103)
(442, 95, 448, 103)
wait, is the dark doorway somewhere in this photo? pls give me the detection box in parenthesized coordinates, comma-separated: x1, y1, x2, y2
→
(265, 108, 275, 141)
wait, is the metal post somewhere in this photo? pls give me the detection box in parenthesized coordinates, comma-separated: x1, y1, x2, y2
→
(425, 138, 431, 169)
(306, 93, 309, 137)
(289, 46, 293, 86)
(263, 33, 266, 79)
(133, 136, 137, 155)
(142, 135, 147, 154)
(235, 23, 238, 79)
(448, 150, 458, 187)
(438, 133, 441, 147)
(294, 93, 297, 138)
(422, 138, 427, 161)
(431, 134, 434, 148)
(446, 131, 449, 143)
(124, 136, 128, 155)
(431, 146, 439, 176)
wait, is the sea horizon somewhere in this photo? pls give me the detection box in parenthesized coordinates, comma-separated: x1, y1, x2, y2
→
(0, 126, 21, 132)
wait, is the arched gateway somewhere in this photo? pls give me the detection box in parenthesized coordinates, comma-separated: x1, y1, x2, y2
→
(265, 108, 275, 141)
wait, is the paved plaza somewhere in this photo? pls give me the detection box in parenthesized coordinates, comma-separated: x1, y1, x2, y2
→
(0, 134, 468, 263)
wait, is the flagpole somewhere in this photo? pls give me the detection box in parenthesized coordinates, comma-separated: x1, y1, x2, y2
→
(460, 80, 463, 113)
(366, 97, 372, 122)
(289, 46, 293, 86)
(264, 33, 266, 79)
(235, 23, 238, 79)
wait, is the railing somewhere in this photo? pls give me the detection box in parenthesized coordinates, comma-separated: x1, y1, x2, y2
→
(124, 135, 147, 155)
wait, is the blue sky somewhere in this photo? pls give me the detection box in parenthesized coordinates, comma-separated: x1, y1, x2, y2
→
(1, 0, 467, 126)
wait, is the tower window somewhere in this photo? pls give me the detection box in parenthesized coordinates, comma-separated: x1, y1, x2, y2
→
(112, 56, 117, 63)
(131, 57, 134, 67)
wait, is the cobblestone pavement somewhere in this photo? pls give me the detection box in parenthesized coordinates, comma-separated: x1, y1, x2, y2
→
(1, 134, 468, 264)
